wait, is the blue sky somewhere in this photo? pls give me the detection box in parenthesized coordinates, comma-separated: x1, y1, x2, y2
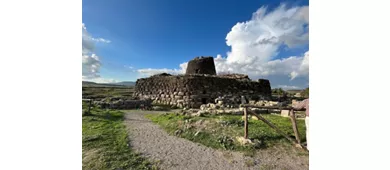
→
(82, 0, 309, 89)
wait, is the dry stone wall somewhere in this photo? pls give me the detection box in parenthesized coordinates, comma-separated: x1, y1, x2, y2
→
(93, 99, 152, 109)
(134, 74, 271, 108)
(185, 56, 216, 75)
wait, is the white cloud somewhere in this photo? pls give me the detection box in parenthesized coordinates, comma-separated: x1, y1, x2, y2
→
(82, 54, 101, 79)
(137, 68, 181, 76)
(124, 65, 135, 69)
(276, 85, 302, 90)
(84, 77, 118, 84)
(289, 50, 309, 80)
(82, 23, 110, 80)
(136, 4, 309, 86)
(212, 51, 308, 80)
(137, 62, 187, 77)
(213, 4, 309, 81)
(91, 37, 111, 43)
(124, 65, 136, 72)
(225, 4, 308, 65)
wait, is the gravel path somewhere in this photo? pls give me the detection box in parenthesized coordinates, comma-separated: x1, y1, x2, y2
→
(124, 110, 308, 170)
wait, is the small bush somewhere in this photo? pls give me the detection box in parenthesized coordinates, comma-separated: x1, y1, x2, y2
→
(217, 136, 235, 150)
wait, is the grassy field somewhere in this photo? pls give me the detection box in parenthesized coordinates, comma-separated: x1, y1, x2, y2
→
(82, 86, 135, 100)
(145, 113, 306, 156)
(82, 103, 155, 170)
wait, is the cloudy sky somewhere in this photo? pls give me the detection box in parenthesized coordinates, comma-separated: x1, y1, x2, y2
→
(82, 0, 309, 89)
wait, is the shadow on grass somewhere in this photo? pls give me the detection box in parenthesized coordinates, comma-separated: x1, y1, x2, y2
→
(84, 113, 123, 121)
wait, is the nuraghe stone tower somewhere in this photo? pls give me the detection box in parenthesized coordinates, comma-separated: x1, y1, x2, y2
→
(134, 56, 272, 108)
(185, 56, 217, 75)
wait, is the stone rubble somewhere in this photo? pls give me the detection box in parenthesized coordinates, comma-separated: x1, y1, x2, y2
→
(93, 97, 152, 110)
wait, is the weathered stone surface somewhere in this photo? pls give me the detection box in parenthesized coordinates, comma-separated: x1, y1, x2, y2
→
(241, 115, 251, 120)
(134, 57, 272, 109)
(191, 110, 207, 117)
(186, 56, 216, 75)
(292, 99, 298, 106)
(281, 110, 290, 117)
(236, 136, 253, 145)
(93, 98, 152, 110)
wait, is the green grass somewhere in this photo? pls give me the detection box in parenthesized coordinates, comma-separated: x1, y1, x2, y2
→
(82, 103, 154, 170)
(145, 113, 306, 154)
(82, 86, 135, 100)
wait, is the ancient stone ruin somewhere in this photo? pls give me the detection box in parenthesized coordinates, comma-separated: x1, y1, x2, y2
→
(133, 56, 272, 108)
(93, 98, 152, 110)
(185, 56, 216, 75)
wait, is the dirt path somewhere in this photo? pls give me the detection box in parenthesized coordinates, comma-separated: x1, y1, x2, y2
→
(124, 110, 308, 170)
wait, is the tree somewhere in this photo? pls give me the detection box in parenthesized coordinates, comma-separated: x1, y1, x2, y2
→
(272, 88, 286, 96)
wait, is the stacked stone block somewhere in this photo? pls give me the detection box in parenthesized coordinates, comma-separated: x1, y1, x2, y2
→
(93, 99, 152, 109)
(134, 74, 272, 108)
(185, 56, 216, 75)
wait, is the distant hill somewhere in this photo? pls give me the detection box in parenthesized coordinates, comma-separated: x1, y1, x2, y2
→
(82, 81, 98, 86)
(285, 89, 303, 94)
(111, 81, 136, 86)
(82, 81, 136, 87)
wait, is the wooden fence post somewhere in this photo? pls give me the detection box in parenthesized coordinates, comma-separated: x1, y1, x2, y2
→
(88, 99, 92, 114)
(289, 109, 301, 145)
(239, 104, 307, 151)
(249, 111, 297, 144)
(244, 107, 248, 139)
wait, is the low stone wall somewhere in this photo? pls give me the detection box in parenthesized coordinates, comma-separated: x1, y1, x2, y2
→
(93, 98, 152, 110)
(179, 103, 270, 117)
(133, 74, 272, 108)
